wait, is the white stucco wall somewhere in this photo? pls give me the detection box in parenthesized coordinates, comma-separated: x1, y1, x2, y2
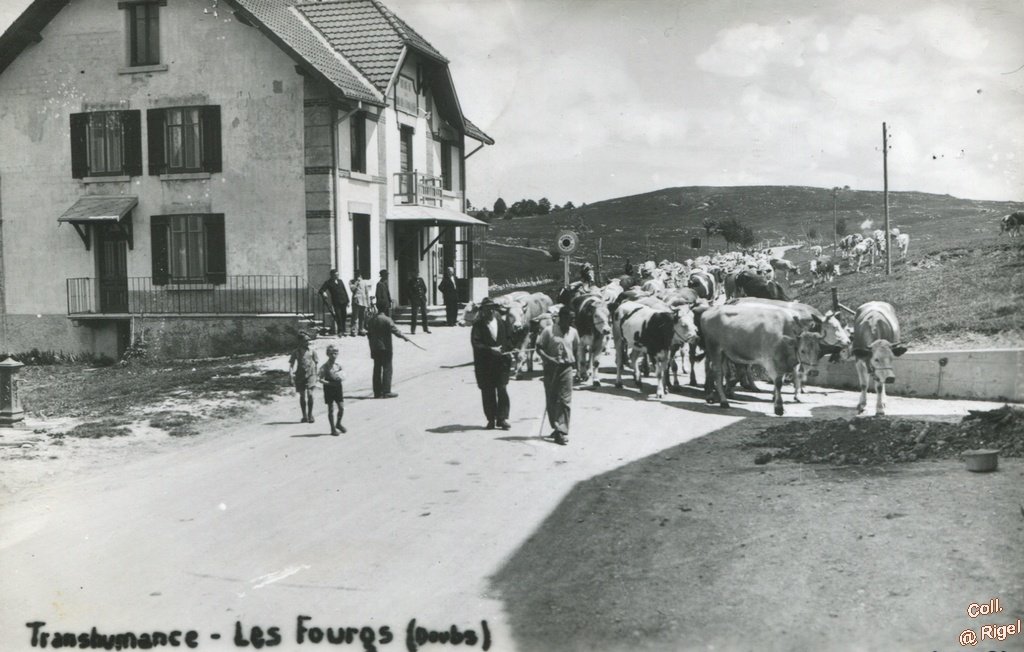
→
(0, 0, 307, 320)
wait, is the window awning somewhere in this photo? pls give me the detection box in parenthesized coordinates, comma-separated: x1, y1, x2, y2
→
(386, 205, 488, 227)
(58, 196, 137, 250)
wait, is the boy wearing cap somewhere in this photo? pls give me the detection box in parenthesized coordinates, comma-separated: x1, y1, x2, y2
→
(288, 332, 320, 423)
(536, 305, 580, 445)
(319, 344, 346, 435)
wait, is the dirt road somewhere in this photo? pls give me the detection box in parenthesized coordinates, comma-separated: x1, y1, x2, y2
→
(1, 328, 1020, 651)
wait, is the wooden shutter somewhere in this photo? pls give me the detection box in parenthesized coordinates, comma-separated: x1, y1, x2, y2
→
(70, 113, 89, 179)
(201, 105, 222, 173)
(123, 110, 142, 177)
(147, 108, 166, 175)
(204, 213, 226, 285)
(150, 215, 170, 285)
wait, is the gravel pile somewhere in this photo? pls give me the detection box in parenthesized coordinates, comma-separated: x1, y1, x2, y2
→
(750, 405, 1024, 465)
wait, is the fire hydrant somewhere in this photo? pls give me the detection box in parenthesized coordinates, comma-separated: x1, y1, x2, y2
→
(0, 356, 25, 428)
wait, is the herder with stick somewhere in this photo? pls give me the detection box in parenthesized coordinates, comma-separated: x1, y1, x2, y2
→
(535, 305, 580, 445)
(470, 297, 512, 430)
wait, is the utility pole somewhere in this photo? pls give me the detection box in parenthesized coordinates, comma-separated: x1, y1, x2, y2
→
(832, 187, 839, 253)
(596, 237, 603, 283)
(883, 122, 891, 275)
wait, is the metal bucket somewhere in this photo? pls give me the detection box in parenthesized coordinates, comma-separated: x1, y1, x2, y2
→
(962, 449, 999, 473)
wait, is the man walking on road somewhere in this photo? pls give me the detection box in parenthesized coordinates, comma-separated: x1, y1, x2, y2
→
(350, 272, 370, 336)
(288, 332, 320, 423)
(319, 269, 350, 336)
(536, 305, 580, 445)
(366, 309, 412, 398)
(375, 269, 393, 316)
(471, 297, 512, 430)
(407, 269, 431, 334)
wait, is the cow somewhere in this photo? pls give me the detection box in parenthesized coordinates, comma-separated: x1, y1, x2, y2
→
(769, 258, 799, 281)
(895, 232, 910, 259)
(809, 256, 837, 286)
(1000, 212, 1023, 236)
(851, 301, 907, 416)
(810, 245, 823, 258)
(513, 292, 554, 377)
(839, 233, 864, 258)
(701, 302, 824, 416)
(851, 238, 875, 272)
(729, 297, 851, 399)
(687, 269, 717, 301)
(734, 269, 790, 300)
(613, 301, 698, 398)
(572, 293, 612, 386)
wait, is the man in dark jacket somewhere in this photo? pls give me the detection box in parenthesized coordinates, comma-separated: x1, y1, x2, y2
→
(438, 266, 459, 326)
(470, 297, 513, 430)
(375, 269, 392, 315)
(319, 269, 350, 336)
(407, 270, 431, 334)
(365, 309, 411, 398)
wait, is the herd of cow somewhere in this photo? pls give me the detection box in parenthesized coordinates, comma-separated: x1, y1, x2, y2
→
(464, 247, 910, 417)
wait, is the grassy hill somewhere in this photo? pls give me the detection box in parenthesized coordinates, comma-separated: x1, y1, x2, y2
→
(481, 186, 1024, 348)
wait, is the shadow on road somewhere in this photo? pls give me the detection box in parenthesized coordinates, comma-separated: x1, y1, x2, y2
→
(425, 424, 490, 433)
(290, 432, 335, 438)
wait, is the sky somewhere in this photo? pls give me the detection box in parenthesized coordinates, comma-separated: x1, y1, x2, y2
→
(2, 0, 1022, 207)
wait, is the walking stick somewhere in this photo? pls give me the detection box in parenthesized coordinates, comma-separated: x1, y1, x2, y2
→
(405, 338, 426, 351)
(537, 405, 548, 439)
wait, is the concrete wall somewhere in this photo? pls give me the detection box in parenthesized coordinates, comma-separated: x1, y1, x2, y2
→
(812, 349, 1024, 403)
(135, 315, 299, 359)
(0, 0, 307, 354)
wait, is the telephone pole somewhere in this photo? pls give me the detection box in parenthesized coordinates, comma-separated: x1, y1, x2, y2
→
(883, 122, 891, 275)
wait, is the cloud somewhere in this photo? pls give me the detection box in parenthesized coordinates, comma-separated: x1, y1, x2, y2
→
(695, 18, 816, 77)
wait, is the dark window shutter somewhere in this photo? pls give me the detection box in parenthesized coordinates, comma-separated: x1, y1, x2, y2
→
(147, 108, 166, 175)
(205, 213, 226, 285)
(70, 112, 89, 178)
(150, 215, 170, 285)
(123, 110, 142, 176)
(201, 105, 222, 173)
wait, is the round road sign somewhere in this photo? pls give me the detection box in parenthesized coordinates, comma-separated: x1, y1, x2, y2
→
(556, 230, 578, 255)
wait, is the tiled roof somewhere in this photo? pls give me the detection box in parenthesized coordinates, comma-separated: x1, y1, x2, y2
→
(230, 0, 382, 104)
(297, 0, 447, 94)
(464, 117, 494, 146)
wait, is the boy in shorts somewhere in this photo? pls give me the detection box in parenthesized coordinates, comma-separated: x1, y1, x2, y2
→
(319, 344, 346, 435)
(288, 332, 319, 423)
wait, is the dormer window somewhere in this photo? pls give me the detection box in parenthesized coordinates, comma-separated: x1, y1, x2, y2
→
(120, 0, 164, 67)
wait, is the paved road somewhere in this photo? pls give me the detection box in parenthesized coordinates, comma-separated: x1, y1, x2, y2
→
(0, 328, 1001, 651)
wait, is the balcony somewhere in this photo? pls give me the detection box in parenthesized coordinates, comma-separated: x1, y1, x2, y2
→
(67, 276, 328, 324)
(394, 171, 443, 207)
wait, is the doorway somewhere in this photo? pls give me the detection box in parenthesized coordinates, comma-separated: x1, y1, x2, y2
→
(95, 223, 128, 313)
(352, 213, 371, 280)
(395, 223, 419, 306)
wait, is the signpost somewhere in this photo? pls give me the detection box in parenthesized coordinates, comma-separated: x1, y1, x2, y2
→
(556, 230, 578, 287)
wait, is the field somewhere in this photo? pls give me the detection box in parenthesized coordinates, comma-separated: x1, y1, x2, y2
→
(481, 186, 1024, 347)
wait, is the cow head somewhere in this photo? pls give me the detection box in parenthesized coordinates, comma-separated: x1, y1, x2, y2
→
(853, 339, 908, 384)
(593, 301, 612, 338)
(820, 311, 851, 349)
(796, 331, 824, 373)
(671, 307, 698, 344)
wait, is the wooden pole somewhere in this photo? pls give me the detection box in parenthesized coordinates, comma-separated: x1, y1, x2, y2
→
(832, 188, 838, 254)
(596, 237, 603, 284)
(883, 122, 891, 275)
(564, 255, 570, 288)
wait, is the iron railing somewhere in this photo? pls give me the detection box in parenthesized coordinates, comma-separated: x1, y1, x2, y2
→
(67, 275, 330, 320)
(393, 171, 443, 207)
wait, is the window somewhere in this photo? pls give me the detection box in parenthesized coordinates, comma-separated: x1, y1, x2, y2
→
(147, 106, 222, 175)
(440, 142, 452, 191)
(350, 113, 366, 174)
(150, 214, 226, 285)
(70, 110, 142, 178)
(395, 75, 417, 115)
(127, 2, 160, 67)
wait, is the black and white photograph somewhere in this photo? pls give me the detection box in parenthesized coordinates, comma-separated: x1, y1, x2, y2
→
(0, 0, 1022, 650)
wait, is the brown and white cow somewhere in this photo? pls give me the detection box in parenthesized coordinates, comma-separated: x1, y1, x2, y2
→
(769, 258, 800, 281)
(513, 292, 555, 377)
(851, 301, 907, 416)
(613, 301, 698, 398)
(571, 293, 612, 385)
(1000, 212, 1023, 236)
(701, 302, 824, 416)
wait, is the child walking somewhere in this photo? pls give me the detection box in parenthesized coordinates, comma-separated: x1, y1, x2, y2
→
(288, 332, 320, 423)
(319, 344, 346, 435)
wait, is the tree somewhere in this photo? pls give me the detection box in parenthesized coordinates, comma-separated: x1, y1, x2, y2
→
(538, 197, 551, 215)
(563, 201, 575, 211)
(702, 217, 721, 244)
(835, 216, 848, 237)
(717, 217, 756, 249)
(493, 197, 507, 216)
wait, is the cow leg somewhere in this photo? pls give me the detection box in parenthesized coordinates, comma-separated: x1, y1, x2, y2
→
(631, 349, 645, 392)
(688, 342, 701, 387)
(654, 352, 667, 399)
(773, 376, 784, 416)
(614, 338, 625, 389)
(876, 376, 887, 416)
(792, 363, 802, 402)
(855, 361, 869, 414)
(715, 351, 730, 408)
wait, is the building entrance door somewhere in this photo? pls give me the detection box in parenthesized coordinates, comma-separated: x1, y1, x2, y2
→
(352, 213, 371, 280)
(95, 224, 128, 313)
(395, 223, 419, 306)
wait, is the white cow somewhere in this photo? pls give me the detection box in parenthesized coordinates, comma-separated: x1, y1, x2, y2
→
(896, 232, 910, 259)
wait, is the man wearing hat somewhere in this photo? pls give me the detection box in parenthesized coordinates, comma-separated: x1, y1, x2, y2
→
(535, 305, 581, 445)
(375, 269, 393, 316)
(470, 297, 513, 429)
(365, 307, 412, 398)
(439, 266, 459, 326)
(319, 268, 350, 336)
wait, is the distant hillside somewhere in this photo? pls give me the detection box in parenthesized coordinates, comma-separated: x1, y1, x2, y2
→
(483, 186, 1023, 280)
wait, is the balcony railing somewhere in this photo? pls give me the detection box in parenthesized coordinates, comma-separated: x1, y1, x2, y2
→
(67, 276, 329, 323)
(394, 171, 443, 207)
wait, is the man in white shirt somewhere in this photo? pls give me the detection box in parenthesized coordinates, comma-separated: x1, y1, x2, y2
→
(536, 305, 581, 445)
